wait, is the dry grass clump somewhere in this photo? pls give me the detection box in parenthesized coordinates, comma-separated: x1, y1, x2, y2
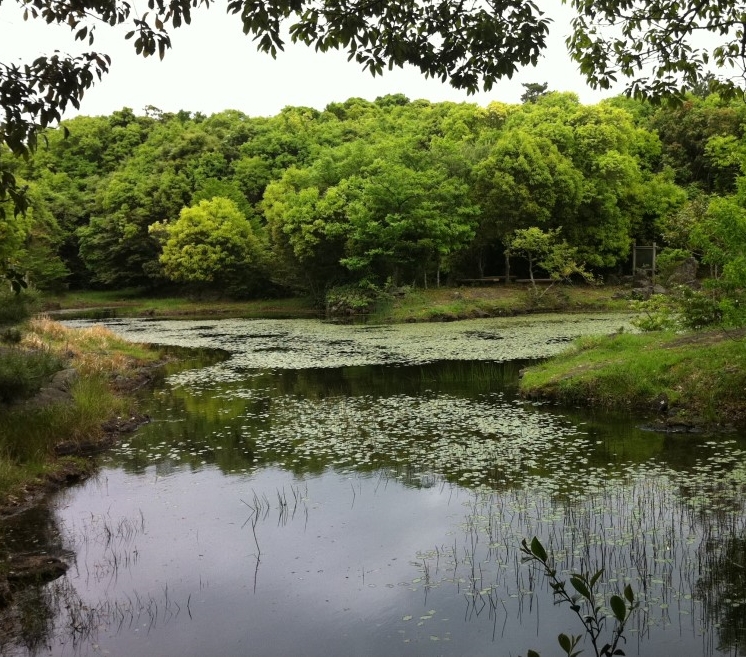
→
(21, 316, 156, 375)
(25, 315, 68, 340)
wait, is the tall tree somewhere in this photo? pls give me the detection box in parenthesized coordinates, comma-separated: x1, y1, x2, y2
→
(151, 196, 266, 297)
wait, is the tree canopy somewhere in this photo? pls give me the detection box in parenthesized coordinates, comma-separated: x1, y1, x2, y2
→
(3, 0, 746, 173)
(2, 0, 745, 266)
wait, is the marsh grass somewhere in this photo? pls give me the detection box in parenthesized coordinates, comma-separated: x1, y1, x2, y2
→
(23, 316, 155, 369)
(520, 330, 746, 424)
(0, 376, 126, 463)
(0, 317, 159, 503)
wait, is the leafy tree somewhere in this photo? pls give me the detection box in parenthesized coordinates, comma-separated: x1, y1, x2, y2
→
(649, 95, 746, 193)
(0, 190, 31, 291)
(567, 0, 746, 100)
(4, 0, 744, 228)
(342, 158, 478, 287)
(263, 165, 353, 296)
(150, 197, 266, 297)
(472, 129, 583, 276)
(520, 82, 549, 104)
(506, 94, 684, 269)
(77, 115, 226, 286)
(506, 227, 591, 289)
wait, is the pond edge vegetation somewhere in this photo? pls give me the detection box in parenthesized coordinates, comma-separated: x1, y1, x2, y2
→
(0, 310, 166, 517)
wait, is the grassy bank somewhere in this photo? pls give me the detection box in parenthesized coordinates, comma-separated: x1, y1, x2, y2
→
(44, 283, 629, 323)
(372, 283, 629, 322)
(43, 288, 320, 320)
(0, 317, 162, 510)
(519, 328, 746, 428)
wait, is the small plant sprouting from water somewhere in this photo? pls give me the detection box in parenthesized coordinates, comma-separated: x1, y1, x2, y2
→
(520, 537, 638, 657)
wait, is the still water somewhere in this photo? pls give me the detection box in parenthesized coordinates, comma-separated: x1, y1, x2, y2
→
(2, 314, 745, 656)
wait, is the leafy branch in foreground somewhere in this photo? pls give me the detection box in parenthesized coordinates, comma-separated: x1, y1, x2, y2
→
(521, 536, 638, 657)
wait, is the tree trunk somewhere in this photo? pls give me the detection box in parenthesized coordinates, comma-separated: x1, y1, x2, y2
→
(504, 250, 510, 286)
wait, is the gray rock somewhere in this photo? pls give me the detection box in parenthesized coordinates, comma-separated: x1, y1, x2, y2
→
(666, 256, 698, 286)
(50, 368, 78, 391)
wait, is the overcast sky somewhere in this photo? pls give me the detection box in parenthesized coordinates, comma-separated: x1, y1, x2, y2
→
(0, 1, 620, 120)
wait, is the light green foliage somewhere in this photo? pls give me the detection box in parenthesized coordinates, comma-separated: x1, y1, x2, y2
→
(0, 197, 31, 279)
(650, 95, 746, 193)
(689, 196, 746, 326)
(342, 157, 478, 285)
(630, 295, 678, 332)
(655, 247, 694, 280)
(191, 178, 255, 222)
(693, 197, 746, 282)
(2, 92, 737, 301)
(77, 117, 223, 286)
(657, 194, 709, 253)
(473, 129, 583, 231)
(2, 0, 742, 253)
(472, 94, 681, 270)
(152, 197, 265, 296)
(507, 227, 592, 287)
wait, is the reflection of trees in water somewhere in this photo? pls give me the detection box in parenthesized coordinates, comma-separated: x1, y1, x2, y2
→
(697, 531, 746, 654)
(113, 359, 532, 479)
(2, 576, 189, 656)
(0, 504, 67, 655)
(0, 502, 186, 655)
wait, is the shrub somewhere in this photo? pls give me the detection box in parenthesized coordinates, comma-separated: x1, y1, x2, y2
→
(655, 248, 693, 281)
(676, 286, 723, 329)
(0, 348, 63, 403)
(0, 327, 22, 344)
(0, 289, 41, 326)
(630, 295, 678, 331)
(325, 283, 388, 318)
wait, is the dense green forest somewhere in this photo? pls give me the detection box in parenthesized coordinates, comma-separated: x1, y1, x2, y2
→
(2, 90, 745, 325)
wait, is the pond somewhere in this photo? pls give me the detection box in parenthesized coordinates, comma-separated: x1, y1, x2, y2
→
(2, 313, 746, 656)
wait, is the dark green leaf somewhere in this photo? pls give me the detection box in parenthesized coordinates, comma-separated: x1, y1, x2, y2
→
(558, 633, 572, 654)
(570, 576, 591, 600)
(624, 584, 634, 604)
(530, 536, 547, 562)
(610, 595, 626, 622)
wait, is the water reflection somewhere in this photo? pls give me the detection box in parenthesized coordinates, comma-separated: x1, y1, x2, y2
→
(0, 318, 744, 655)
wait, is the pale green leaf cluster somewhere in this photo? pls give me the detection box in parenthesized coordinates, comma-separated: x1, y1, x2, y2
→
(151, 197, 263, 286)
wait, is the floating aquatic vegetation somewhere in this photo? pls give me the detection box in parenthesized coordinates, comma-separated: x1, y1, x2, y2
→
(64, 314, 639, 386)
(51, 314, 746, 656)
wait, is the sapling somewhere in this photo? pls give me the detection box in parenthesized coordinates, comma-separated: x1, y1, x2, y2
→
(521, 536, 638, 657)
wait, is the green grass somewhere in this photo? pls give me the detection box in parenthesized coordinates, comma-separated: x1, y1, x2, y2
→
(371, 283, 629, 323)
(0, 376, 127, 493)
(45, 283, 629, 323)
(519, 329, 746, 426)
(44, 288, 319, 319)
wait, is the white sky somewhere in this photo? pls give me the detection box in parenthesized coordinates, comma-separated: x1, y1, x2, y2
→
(0, 1, 619, 120)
